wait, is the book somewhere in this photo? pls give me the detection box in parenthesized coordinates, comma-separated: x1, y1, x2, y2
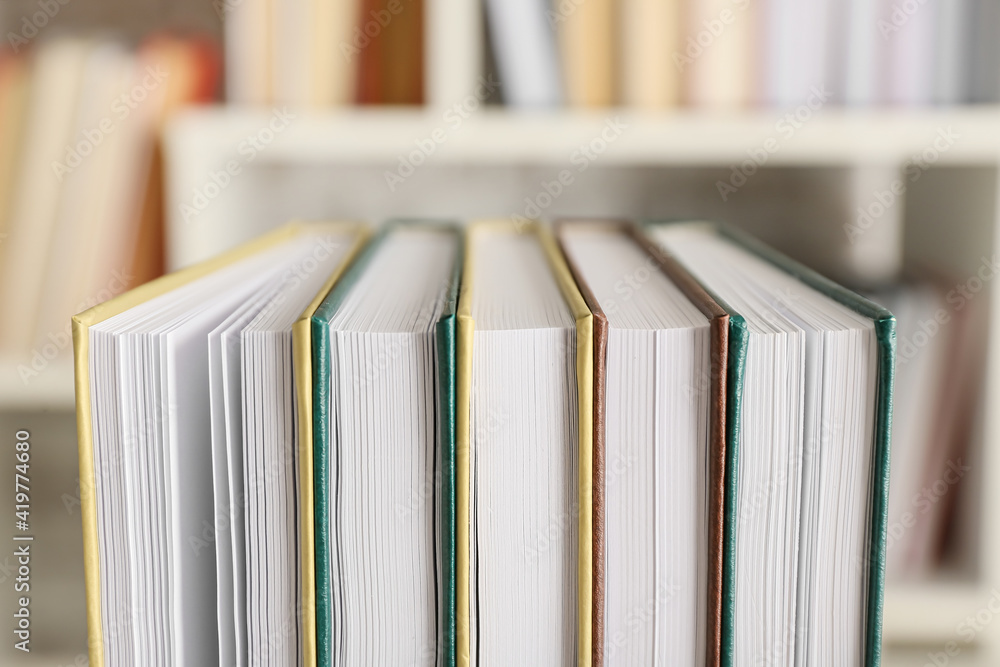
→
(310, 0, 360, 106)
(835, 0, 885, 106)
(35, 36, 220, 358)
(73, 222, 367, 667)
(559, 0, 616, 106)
(556, 220, 730, 667)
(761, 0, 835, 106)
(73, 218, 894, 666)
(483, 0, 562, 107)
(683, 0, 755, 108)
(885, 0, 937, 106)
(455, 221, 594, 665)
(969, 0, 1000, 103)
(0, 50, 27, 246)
(0, 38, 93, 353)
(648, 221, 894, 667)
(931, 0, 970, 105)
(224, 0, 272, 105)
(379, 0, 424, 104)
(873, 280, 985, 579)
(309, 221, 461, 666)
(621, 0, 680, 108)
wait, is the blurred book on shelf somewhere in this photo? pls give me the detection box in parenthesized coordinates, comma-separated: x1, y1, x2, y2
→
(871, 278, 987, 583)
(226, 0, 1000, 109)
(226, 0, 424, 106)
(0, 35, 220, 371)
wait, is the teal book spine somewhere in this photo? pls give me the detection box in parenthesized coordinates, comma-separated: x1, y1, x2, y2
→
(437, 233, 462, 667)
(645, 220, 895, 667)
(311, 221, 461, 667)
(713, 223, 895, 667)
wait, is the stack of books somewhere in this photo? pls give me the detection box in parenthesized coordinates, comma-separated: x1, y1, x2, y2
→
(73, 219, 894, 666)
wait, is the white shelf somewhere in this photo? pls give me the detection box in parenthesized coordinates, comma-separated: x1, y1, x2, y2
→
(167, 105, 1000, 167)
(884, 581, 999, 644)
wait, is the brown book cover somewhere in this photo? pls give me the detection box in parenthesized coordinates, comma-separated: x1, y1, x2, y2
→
(355, 0, 383, 104)
(555, 220, 729, 667)
(379, 0, 424, 104)
(355, 0, 424, 104)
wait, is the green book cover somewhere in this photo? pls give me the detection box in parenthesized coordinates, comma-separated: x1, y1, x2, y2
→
(645, 220, 895, 667)
(310, 221, 461, 667)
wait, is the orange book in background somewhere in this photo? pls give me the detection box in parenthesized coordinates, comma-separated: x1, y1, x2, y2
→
(356, 0, 385, 104)
(380, 0, 424, 104)
(356, 0, 424, 105)
(126, 35, 221, 289)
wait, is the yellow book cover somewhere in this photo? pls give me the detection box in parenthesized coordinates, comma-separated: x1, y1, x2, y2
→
(73, 221, 367, 667)
(559, 0, 616, 106)
(456, 220, 593, 666)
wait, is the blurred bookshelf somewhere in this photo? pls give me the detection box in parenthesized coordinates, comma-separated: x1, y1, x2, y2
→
(1, 0, 1000, 660)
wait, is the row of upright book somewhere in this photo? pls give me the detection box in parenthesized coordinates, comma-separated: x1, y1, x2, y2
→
(226, 0, 1000, 109)
(74, 219, 894, 666)
(225, 0, 424, 106)
(0, 36, 218, 367)
(489, 0, 1000, 108)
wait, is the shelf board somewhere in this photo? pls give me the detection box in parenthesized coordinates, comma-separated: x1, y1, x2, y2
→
(883, 580, 995, 644)
(0, 358, 76, 411)
(168, 105, 1000, 167)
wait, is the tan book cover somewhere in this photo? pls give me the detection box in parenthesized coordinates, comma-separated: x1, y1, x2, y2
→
(682, 0, 756, 108)
(0, 39, 93, 354)
(73, 221, 367, 667)
(621, 0, 681, 108)
(0, 52, 28, 248)
(560, 0, 616, 107)
(310, 0, 360, 106)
